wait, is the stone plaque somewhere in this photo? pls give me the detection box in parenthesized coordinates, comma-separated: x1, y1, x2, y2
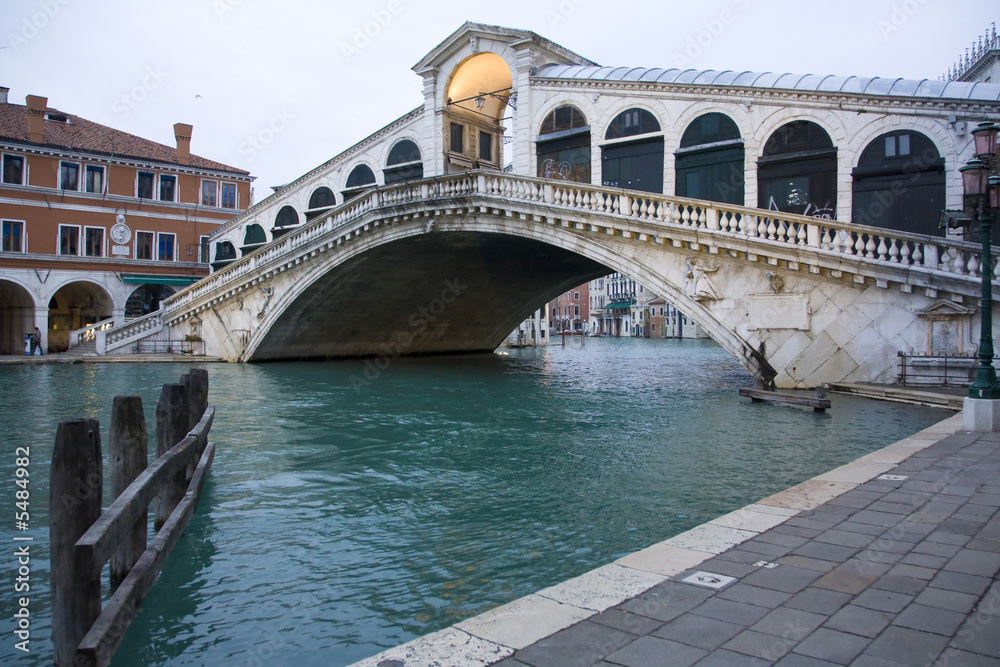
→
(111, 245, 130, 256)
(748, 293, 810, 330)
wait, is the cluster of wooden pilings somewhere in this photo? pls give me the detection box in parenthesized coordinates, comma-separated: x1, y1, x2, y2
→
(49, 369, 215, 667)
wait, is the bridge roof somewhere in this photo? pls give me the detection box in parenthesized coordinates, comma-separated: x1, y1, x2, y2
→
(533, 65, 1000, 102)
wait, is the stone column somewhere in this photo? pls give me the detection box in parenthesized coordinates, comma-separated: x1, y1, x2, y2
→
(34, 308, 49, 353)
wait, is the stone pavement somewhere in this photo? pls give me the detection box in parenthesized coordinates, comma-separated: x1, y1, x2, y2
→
(357, 413, 1000, 666)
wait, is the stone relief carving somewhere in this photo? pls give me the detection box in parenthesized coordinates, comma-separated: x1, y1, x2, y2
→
(684, 258, 722, 301)
(766, 271, 785, 294)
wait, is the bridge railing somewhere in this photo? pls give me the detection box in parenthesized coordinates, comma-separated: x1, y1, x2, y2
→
(161, 170, 996, 318)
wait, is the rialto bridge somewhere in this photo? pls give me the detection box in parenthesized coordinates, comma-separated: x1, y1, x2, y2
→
(98, 22, 1000, 388)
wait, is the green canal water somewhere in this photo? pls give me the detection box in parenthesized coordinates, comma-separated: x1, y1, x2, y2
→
(0, 338, 950, 665)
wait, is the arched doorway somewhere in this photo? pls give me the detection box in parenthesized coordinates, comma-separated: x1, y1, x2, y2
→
(758, 121, 837, 218)
(48, 282, 113, 352)
(384, 140, 424, 185)
(675, 113, 744, 205)
(0, 280, 34, 354)
(272, 205, 300, 239)
(537, 105, 590, 183)
(212, 241, 237, 271)
(852, 131, 946, 237)
(125, 284, 176, 319)
(601, 108, 663, 193)
(306, 186, 336, 221)
(444, 52, 512, 173)
(342, 165, 376, 201)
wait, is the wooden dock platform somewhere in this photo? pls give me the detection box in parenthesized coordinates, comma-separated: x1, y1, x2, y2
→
(739, 387, 832, 411)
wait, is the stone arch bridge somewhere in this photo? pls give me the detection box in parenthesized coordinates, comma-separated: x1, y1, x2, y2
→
(104, 171, 996, 389)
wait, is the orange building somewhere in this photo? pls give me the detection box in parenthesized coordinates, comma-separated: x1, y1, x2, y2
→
(0, 88, 252, 353)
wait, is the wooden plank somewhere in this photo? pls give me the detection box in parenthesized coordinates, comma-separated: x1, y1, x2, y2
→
(76, 441, 216, 667)
(108, 396, 148, 592)
(739, 388, 832, 410)
(75, 407, 214, 578)
(155, 383, 189, 530)
(50, 419, 103, 667)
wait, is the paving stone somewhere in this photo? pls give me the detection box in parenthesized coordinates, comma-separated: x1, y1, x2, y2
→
(893, 603, 966, 636)
(690, 598, 770, 626)
(965, 537, 1000, 553)
(866, 501, 916, 515)
(913, 587, 979, 614)
(910, 540, 962, 558)
(738, 539, 794, 559)
(651, 614, 744, 651)
(776, 555, 837, 573)
(792, 627, 871, 664)
(868, 574, 928, 596)
(861, 626, 950, 665)
(811, 565, 877, 595)
(944, 549, 1000, 577)
(773, 524, 823, 539)
(740, 564, 822, 594)
(755, 531, 810, 549)
(691, 648, 769, 666)
(899, 552, 949, 569)
(813, 528, 877, 549)
(849, 654, 918, 666)
(773, 655, 841, 667)
(512, 619, 637, 667)
(931, 649, 1000, 666)
(929, 570, 993, 597)
(717, 584, 792, 609)
(604, 635, 707, 667)
(491, 658, 533, 666)
(823, 604, 892, 638)
(970, 492, 1000, 507)
(723, 629, 796, 661)
(827, 494, 875, 510)
(853, 589, 914, 613)
(785, 588, 852, 616)
(926, 531, 971, 547)
(785, 517, 841, 532)
(886, 562, 937, 580)
(938, 517, 988, 537)
(792, 542, 859, 563)
(850, 510, 907, 528)
(589, 609, 663, 636)
(750, 607, 826, 640)
(690, 558, 758, 579)
(833, 521, 885, 537)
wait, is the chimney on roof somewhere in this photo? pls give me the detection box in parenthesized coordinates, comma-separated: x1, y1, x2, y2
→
(174, 122, 192, 165)
(26, 94, 47, 143)
(0, 87, 9, 104)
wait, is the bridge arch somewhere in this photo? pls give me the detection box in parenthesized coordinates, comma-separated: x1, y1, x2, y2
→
(238, 215, 760, 383)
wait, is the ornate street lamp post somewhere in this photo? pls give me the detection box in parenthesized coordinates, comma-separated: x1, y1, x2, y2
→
(961, 121, 1000, 401)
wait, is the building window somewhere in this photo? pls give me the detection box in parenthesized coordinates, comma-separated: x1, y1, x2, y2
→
(574, 291, 580, 300)
(479, 131, 492, 161)
(60, 162, 79, 191)
(200, 235, 210, 263)
(574, 305, 580, 317)
(85, 165, 104, 194)
(84, 227, 103, 257)
(221, 183, 236, 209)
(59, 225, 80, 255)
(2, 220, 24, 252)
(159, 174, 176, 202)
(135, 231, 153, 260)
(137, 171, 154, 199)
(3, 154, 24, 184)
(450, 123, 464, 153)
(885, 134, 911, 158)
(385, 140, 424, 185)
(201, 180, 217, 206)
(158, 233, 175, 261)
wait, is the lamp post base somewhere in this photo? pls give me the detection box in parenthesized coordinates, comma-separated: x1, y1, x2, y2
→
(963, 397, 1000, 432)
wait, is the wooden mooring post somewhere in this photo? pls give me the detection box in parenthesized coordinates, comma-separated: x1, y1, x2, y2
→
(50, 371, 215, 667)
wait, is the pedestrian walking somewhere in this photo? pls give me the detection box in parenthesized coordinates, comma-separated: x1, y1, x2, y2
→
(30, 327, 43, 355)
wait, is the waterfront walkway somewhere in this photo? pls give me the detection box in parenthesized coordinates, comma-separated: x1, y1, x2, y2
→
(357, 412, 1000, 666)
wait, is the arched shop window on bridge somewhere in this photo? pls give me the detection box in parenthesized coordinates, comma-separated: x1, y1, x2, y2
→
(675, 113, 745, 205)
(852, 131, 945, 237)
(272, 205, 300, 239)
(536, 105, 590, 183)
(211, 241, 236, 271)
(125, 284, 175, 319)
(601, 108, 663, 194)
(306, 186, 336, 220)
(241, 223, 267, 256)
(342, 164, 376, 201)
(384, 140, 423, 185)
(758, 121, 837, 218)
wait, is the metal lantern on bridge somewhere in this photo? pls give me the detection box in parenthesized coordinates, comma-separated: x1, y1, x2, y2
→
(961, 121, 1000, 400)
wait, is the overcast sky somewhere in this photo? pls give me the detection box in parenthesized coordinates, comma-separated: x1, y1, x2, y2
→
(2, 0, 996, 201)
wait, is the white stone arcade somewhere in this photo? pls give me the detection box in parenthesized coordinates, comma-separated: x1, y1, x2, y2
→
(102, 22, 1000, 388)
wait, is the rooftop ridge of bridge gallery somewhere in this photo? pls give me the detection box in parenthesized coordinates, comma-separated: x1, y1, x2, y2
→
(350, 409, 1000, 665)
